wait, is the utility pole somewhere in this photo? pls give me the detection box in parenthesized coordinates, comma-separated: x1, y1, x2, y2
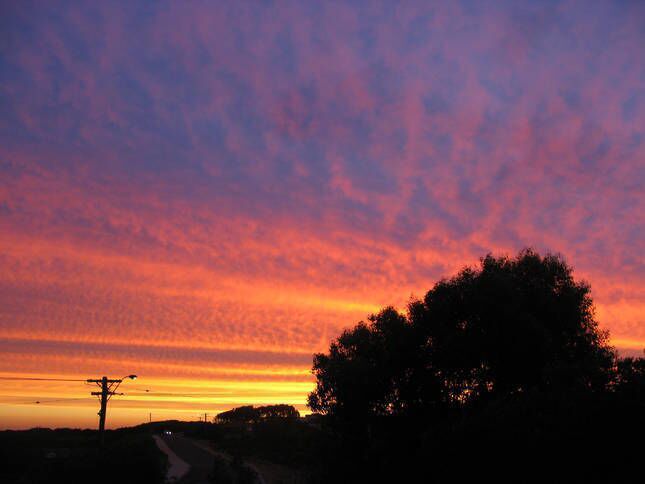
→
(87, 374, 137, 447)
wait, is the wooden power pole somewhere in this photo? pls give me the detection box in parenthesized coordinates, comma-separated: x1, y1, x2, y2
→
(87, 374, 137, 447)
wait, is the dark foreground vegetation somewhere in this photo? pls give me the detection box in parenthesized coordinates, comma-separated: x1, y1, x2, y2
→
(0, 427, 166, 484)
(1, 250, 643, 483)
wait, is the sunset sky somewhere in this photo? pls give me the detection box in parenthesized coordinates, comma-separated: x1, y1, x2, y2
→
(1, 1, 643, 429)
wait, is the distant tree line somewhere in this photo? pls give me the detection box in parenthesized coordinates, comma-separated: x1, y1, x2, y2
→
(216, 404, 300, 424)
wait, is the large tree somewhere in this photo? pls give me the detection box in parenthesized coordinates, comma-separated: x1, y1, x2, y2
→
(308, 249, 617, 420)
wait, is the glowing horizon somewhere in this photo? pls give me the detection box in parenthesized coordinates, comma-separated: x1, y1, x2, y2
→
(1, 1, 643, 429)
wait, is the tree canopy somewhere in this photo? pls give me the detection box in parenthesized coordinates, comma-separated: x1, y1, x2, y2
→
(308, 249, 617, 420)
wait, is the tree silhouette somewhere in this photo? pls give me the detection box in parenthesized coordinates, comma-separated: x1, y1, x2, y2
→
(416, 249, 616, 403)
(216, 404, 300, 424)
(306, 249, 642, 482)
(308, 249, 617, 421)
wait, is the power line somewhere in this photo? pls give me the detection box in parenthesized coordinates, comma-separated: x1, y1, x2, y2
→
(1, 389, 229, 402)
(125, 391, 229, 397)
(31, 397, 91, 405)
(0, 376, 87, 382)
(0, 397, 92, 405)
(0, 379, 229, 397)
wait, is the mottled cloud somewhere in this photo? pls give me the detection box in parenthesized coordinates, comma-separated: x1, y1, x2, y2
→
(0, 0, 643, 427)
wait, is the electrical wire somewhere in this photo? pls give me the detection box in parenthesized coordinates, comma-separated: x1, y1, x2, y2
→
(0, 397, 92, 405)
(33, 397, 92, 404)
(0, 376, 87, 382)
(124, 391, 229, 397)
(0, 378, 232, 402)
